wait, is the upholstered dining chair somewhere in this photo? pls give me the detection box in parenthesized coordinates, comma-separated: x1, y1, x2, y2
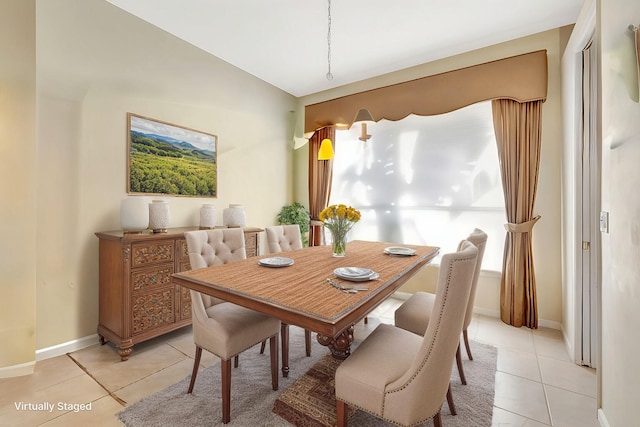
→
(335, 240, 478, 427)
(262, 225, 313, 357)
(394, 228, 488, 386)
(184, 229, 280, 424)
(265, 224, 303, 253)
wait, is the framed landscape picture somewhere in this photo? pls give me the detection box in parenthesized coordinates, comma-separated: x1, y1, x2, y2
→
(127, 113, 217, 197)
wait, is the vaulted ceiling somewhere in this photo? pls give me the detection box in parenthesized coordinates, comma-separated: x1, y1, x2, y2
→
(105, 0, 584, 97)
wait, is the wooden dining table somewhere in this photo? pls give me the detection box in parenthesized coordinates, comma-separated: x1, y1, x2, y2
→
(172, 240, 439, 376)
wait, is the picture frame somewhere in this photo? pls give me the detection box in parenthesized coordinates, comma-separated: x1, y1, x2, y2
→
(127, 113, 217, 197)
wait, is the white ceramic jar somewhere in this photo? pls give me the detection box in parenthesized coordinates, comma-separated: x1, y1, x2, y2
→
(120, 197, 149, 233)
(222, 204, 246, 228)
(148, 200, 170, 233)
(200, 204, 216, 229)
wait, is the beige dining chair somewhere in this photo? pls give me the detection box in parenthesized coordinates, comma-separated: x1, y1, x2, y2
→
(335, 240, 478, 427)
(265, 224, 303, 253)
(394, 228, 488, 386)
(262, 225, 312, 358)
(184, 229, 280, 424)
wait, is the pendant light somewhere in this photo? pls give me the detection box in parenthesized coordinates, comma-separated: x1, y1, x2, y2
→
(318, 138, 334, 160)
(353, 108, 375, 142)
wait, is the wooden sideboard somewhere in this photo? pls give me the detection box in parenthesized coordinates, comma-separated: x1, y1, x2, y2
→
(95, 226, 262, 360)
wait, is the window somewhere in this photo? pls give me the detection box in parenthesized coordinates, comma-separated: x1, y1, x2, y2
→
(330, 101, 504, 271)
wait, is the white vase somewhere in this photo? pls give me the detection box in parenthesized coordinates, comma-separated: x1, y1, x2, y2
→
(148, 200, 170, 233)
(223, 204, 246, 228)
(200, 204, 216, 229)
(120, 197, 149, 233)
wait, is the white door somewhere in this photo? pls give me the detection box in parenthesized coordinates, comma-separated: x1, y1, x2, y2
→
(579, 41, 599, 368)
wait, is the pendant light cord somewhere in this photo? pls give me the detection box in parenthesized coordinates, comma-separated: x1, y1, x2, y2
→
(326, 0, 333, 81)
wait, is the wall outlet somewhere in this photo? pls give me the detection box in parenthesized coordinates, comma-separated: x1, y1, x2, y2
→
(600, 211, 609, 233)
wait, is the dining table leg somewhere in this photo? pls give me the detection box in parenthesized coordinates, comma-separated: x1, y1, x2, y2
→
(317, 325, 354, 360)
(281, 323, 290, 377)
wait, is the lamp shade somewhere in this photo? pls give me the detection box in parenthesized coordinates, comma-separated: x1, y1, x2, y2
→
(318, 138, 334, 160)
(352, 108, 375, 125)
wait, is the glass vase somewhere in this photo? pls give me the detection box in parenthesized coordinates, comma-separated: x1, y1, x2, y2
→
(330, 229, 348, 257)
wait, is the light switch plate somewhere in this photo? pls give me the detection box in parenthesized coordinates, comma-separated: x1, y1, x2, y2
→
(600, 211, 609, 233)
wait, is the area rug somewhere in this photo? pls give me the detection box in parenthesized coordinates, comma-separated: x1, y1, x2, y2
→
(117, 328, 496, 426)
(273, 341, 497, 427)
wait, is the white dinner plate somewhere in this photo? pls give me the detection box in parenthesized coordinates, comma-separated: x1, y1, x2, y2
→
(334, 267, 373, 278)
(334, 267, 378, 282)
(384, 246, 416, 256)
(258, 257, 294, 268)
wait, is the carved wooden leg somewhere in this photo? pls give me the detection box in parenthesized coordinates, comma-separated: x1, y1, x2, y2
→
(188, 346, 202, 393)
(221, 358, 232, 424)
(270, 335, 279, 390)
(455, 344, 467, 385)
(336, 399, 348, 427)
(446, 383, 456, 415)
(317, 325, 354, 360)
(281, 323, 290, 377)
(463, 329, 473, 360)
(118, 346, 133, 361)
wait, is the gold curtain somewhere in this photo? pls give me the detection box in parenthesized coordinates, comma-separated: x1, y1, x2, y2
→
(492, 99, 542, 328)
(308, 127, 335, 246)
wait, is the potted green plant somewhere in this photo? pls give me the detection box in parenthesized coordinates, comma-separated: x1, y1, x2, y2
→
(276, 202, 311, 247)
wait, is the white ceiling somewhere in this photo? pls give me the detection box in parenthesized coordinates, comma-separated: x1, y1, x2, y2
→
(105, 0, 584, 97)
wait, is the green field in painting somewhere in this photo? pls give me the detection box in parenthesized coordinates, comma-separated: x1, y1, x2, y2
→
(129, 133, 216, 196)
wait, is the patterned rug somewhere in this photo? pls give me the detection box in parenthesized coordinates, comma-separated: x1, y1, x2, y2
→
(273, 354, 355, 427)
(273, 340, 497, 427)
(116, 328, 496, 426)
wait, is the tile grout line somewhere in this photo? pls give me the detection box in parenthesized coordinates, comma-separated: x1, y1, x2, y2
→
(65, 353, 127, 407)
(532, 332, 554, 426)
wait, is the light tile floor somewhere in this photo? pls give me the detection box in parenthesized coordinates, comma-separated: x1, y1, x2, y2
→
(0, 297, 598, 427)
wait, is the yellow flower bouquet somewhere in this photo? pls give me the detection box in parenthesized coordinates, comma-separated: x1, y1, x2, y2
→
(319, 204, 361, 257)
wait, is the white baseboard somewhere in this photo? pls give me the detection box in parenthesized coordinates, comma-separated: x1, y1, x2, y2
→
(472, 306, 500, 318)
(35, 333, 99, 361)
(473, 308, 561, 330)
(394, 292, 562, 330)
(0, 361, 35, 379)
(598, 408, 610, 427)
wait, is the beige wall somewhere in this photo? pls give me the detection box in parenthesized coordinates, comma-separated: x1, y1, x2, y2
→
(296, 29, 566, 326)
(599, 0, 640, 424)
(4, 0, 296, 372)
(0, 0, 37, 375)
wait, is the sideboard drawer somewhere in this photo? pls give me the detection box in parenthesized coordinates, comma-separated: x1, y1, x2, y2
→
(131, 265, 174, 292)
(131, 287, 175, 335)
(131, 241, 175, 268)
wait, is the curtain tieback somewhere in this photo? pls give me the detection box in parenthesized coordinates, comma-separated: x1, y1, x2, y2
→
(504, 215, 541, 233)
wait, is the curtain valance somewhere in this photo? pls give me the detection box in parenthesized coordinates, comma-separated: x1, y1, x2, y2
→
(304, 50, 547, 134)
